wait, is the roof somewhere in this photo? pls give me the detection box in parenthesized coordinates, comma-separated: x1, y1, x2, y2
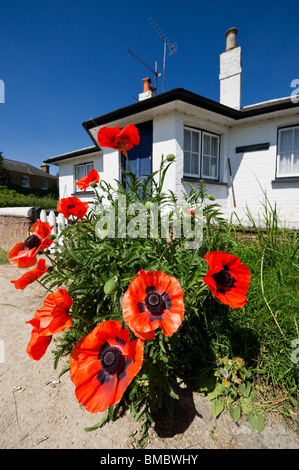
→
(44, 146, 99, 164)
(82, 87, 299, 131)
(2, 158, 57, 179)
(44, 87, 299, 165)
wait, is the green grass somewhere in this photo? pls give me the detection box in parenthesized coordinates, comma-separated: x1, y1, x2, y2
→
(200, 198, 299, 424)
(0, 247, 8, 264)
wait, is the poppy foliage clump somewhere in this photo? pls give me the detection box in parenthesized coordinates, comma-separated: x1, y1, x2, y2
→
(8, 124, 252, 446)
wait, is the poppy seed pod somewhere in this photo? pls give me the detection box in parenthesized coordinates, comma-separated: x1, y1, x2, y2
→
(104, 279, 118, 295)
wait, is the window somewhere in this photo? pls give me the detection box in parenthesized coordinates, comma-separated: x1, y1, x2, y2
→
(41, 179, 48, 190)
(75, 162, 94, 190)
(22, 175, 30, 188)
(184, 127, 219, 179)
(277, 126, 299, 177)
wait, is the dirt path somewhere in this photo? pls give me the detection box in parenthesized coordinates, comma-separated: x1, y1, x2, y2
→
(0, 258, 298, 450)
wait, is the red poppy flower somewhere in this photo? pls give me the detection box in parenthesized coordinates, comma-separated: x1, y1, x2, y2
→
(122, 270, 184, 340)
(11, 258, 47, 290)
(57, 196, 89, 220)
(70, 320, 144, 413)
(97, 123, 140, 155)
(75, 169, 100, 192)
(8, 220, 54, 269)
(26, 288, 73, 360)
(202, 251, 251, 309)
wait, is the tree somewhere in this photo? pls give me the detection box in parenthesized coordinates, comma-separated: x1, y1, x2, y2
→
(0, 152, 11, 186)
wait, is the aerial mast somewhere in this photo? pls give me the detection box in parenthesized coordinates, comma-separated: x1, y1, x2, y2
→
(149, 18, 177, 92)
(127, 48, 161, 92)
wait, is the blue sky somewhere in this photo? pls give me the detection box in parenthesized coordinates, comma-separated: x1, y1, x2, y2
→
(0, 0, 298, 175)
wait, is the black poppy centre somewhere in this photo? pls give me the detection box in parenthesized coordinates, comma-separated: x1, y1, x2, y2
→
(24, 235, 41, 250)
(138, 286, 172, 318)
(97, 341, 131, 385)
(212, 264, 236, 293)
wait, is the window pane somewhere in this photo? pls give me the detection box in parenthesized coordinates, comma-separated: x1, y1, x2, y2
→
(202, 156, 210, 176)
(294, 129, 299, 151)
(86, 163, 94, 174)
(191, 153, 199, 175)
(210, 157, 218, 178)
(279, 152, 292, 175)
(293, 151, 299, 173)
(76, 165, 85, 181)
(192, 132, 199, 153)
(211, 137, 218, 157)
(184, 129, 191, 151)
(184, 151, 191, 174)
(279, 130, 293, 152)
(203, 134, 210, 155)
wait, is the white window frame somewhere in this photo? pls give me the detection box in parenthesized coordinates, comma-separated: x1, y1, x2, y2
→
(201, 131, 220, 180)
(75, 162, 94, 191)
(22, 175, 30, 188)
(183, 128, 201, 178)
(183, 127, 220, 180)
(277, 126, 299, 177)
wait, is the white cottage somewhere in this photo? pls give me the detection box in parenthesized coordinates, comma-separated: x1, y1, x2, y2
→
(44, 28, 299, 228)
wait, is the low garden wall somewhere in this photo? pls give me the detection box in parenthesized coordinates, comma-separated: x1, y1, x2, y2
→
(0, 207, 40, 251)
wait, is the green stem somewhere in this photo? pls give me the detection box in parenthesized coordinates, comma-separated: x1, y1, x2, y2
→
(71, 311, 93, 325)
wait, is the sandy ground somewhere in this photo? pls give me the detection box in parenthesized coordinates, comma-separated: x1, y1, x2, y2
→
(1, 257, 298, 451)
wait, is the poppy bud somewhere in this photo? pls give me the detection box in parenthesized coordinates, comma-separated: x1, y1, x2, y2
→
(90, 182, 98, 188)
(47, 266, 55, 273)
(67, 258, 77, 269)
(104, 279, 118, 295)
(166, 154, 175, 161)
(208, 194, 216, 201)
(145, 201, 154, 211)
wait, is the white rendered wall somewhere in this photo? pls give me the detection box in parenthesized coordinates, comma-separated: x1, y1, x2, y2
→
(58, 152, 103, 202)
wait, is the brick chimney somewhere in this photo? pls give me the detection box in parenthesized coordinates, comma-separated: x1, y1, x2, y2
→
(219, 27, 242, 109)
(41, 163, 49, 173)
(138, 77, 156, 101)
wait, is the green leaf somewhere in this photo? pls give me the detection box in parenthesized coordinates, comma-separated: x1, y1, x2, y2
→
(248, 413, 265, 433)
(229, 404, 241, 423)
(58, 359, 70, 378)
(208, 383, 225, 401)
(240, 397, 253, 414)
(239, 382, 251, 397)
(84, 411, 110, 432)
(211, 400, 224, 418)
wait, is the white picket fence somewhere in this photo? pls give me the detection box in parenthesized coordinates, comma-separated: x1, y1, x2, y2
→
(39, 209, 67, 252)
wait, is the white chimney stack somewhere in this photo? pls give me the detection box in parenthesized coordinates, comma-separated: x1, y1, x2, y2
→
(219, 27, 242, 109)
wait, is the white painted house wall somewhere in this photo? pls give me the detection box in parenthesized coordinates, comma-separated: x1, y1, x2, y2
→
(55, 109, 299, 228)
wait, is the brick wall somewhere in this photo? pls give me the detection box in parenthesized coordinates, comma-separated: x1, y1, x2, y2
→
(0, 208, 37, 251)
(8, 170, 57, 190)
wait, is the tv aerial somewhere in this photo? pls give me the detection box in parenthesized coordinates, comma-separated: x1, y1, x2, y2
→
(128, 48, 161, 92)
(149, 18, 177, 92)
